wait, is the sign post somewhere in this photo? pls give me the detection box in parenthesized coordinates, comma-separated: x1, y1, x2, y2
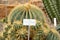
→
(23, 19, 36, 40)
(54, 18, 57, 27)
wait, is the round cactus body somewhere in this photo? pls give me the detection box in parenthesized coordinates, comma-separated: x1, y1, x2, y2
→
(0, 24, 28, 40)
(8, 3, 45, 24)
(46, 29, 60, 40)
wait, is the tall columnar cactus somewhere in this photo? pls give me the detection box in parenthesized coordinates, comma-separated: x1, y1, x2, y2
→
(42, 0, 60, 24)
(0, 3, 60, 40)
(56, 0, 60, 14)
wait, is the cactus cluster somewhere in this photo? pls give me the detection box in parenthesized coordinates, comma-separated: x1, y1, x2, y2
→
(0, 3, 60, 40)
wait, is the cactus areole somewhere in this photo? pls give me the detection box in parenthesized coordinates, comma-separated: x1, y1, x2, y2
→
(8, 3, 45, 24)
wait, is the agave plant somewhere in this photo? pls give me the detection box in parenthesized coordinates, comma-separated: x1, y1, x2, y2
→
(42, 0, 60, 24)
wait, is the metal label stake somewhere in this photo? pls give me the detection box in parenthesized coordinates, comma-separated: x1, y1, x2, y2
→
(28, 25, 30, 40)
(23, 19, 36, 40)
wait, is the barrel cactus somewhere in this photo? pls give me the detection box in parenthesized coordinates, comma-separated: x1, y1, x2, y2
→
(0, 3, 60, 40)
(0, 24, 28, 40)
(32, 23, 60, 40)
(46, 29, 60, 40)
(8, 3, 45, 24)
(42, 0, 60, 24)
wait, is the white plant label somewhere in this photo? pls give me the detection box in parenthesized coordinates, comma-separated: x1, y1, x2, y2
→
(23, 19, 36, 26)
(23, 19, 36, 40)
(54, 18, 57, 27)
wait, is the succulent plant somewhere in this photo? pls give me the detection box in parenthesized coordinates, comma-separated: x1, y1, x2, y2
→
(8, 3, 45, 24)
(0, 3, 46, 40)
(0, 3, 60, 40)
(32, 29, 46, 40)
(46, 29, 60, 40)
(42, 0, 60, 24)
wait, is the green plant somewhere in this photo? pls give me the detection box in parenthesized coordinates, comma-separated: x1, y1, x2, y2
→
(8, 4, 45, 24)
(0, 3, 46, 40)
(46, 29, 60, 40)
(42, 0, 60, 24)
(32, 29, 46, 40)
(0, 24, 28, 40)
(0, 3, 60, 40)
